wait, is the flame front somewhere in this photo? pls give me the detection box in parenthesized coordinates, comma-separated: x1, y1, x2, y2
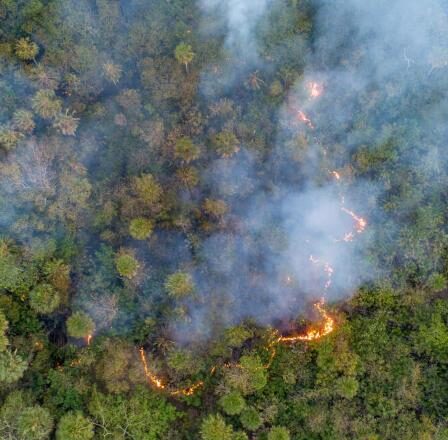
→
(278, 299, 334, 343)
(136, 80, 368, 399)
(139, 348, 166, 390)
(170, 381, 204, 396)
(341, 207, 367, 234)
(139, 347, 205, 396)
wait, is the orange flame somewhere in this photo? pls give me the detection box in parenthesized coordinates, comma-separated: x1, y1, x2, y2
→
(139, 347, 204, 396)
(138, 300, 335, 397)
(134, 77, 369, 398)
(170, 381, 204, 396)
(341, 207, 367, 234)
(331, 170, 341, 180)
(139, 348, 166, 390)
(86, 334, 92, 345)
(297, 110, 314, 129)
(309, 256, 334, 291)
(279, 299, 334, 343)
(308, 81, 324, 98)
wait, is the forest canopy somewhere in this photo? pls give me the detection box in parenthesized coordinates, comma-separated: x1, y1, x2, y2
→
(1, 0, 448, 439)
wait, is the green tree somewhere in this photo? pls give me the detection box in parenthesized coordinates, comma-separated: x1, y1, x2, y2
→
(200, 414, 233, 440)
(212, 130, 240, 158)
(166, 347, 202, 377)
(0, 391, 25, 438)
(0, 127, 23, 150)
(267, 426, 290, 440)
(417, 306, 448, 362)
(219, 391, 246, 415)
(56, 412, 94, 440)
(53, 111, 79, 136)
(17, 406, 53, 440)
(13, 109, 35, 133)
(129, 217, 154, 240)
(175, 43, 195, 73)
(240, 407, 262, 431)
(0, 254, 21, 291)
(269, 80, 284, 97)
(88, 387, 177, 439)
(335, 376, 359, 399)
(174, 137, 200, 163)
(132, 174, 162, 206)
(176, 166, 200, 188)
(115, 251, 140, 279)
(103, 62, 122, 84)
(0, 350, 27, 383)
(224, 325, 253, 348)
(29, 283, 60, 314)
(203, 198, 228, 219)
(95, 339, 135, 393)
(225, 354, 267, 395)
(427, 273, 447, 292)
(67, 312, 95, 339)
(0, 310, 8, 351)
(44, 259, 70, 294)
(165, 272, 195, 298)
(31, 90, 62, 119)
(232, 432, 248, 440)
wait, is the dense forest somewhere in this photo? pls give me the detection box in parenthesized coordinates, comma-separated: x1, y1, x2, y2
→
(1, 0, 448, 438)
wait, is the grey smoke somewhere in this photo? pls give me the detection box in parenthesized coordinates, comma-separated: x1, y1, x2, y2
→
(200, 0, 271, 60)
(169, 0, 448, 340)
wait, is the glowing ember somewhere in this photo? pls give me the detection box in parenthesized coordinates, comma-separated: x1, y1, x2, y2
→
(170, 381, 204, 396)
(297, 110, 314, 129)
(308, 81, 324, 98)
(341, 207, 367, 233)
(309, 255, 334, 291)
(86, 334, 92, 345)
(279, 299, 334, 343)
(323, 262, 334, 290)
(309, 255, 319, 264)
(331, 170, 341, 180)
(342, 232, 355, 242)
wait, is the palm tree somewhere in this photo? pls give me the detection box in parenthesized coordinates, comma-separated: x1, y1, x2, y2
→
(14, 37, 38, 61)
(175, 43, 195, 73)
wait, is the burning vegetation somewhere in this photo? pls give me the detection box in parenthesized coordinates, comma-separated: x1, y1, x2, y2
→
(1, 0, 445, 438)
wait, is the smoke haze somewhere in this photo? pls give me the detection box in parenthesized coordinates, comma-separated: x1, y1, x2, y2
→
(168, 0, 448, 340)
(1, 0, 447, 344)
